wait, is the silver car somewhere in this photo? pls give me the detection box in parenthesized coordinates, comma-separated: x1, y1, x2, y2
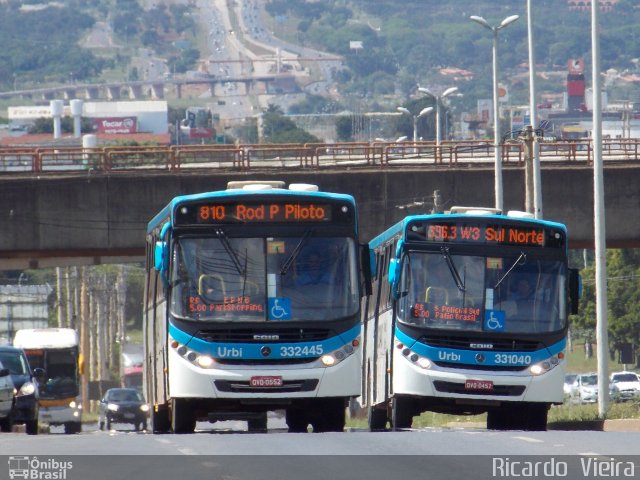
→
(609, 371, 640, 402)
(570, 373, 599, 404)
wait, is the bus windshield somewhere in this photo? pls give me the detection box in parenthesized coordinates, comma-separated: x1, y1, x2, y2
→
(398, 251, 567, 334)
(26, 348, 79, 399)
(171, 235, 359, 322)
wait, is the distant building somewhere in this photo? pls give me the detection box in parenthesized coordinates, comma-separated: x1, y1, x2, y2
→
(3, 100, 170, 147)
(0, 285, 52, 344)
(7, 100, 168, 134)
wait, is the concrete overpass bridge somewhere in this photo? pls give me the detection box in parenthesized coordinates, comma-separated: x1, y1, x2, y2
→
(1, 141, 639, 270)
(0, 74, 283, 102)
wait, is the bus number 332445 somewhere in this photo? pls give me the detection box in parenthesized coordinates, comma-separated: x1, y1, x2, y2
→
(280, 345, 324, 357)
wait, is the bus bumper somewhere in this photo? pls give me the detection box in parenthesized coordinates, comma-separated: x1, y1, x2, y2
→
(392, 349, 566, 404)
(168, 347, 361, 399)
(38, 405, 82, 425)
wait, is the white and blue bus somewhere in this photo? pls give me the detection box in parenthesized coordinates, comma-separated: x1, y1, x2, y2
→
(144, 181, 371, 433)
(361, 207, 580, 431)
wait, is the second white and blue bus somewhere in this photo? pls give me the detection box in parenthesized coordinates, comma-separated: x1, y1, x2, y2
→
(361, 207, 580, 431)
(144, 181, 372, 433)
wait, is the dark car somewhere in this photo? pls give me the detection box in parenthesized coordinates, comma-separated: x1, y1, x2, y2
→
(0, 346, 41, 435)
(99, 388, 148, 431)
(0, 359, 15, 432)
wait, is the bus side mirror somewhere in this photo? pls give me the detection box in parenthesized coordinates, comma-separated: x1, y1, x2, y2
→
(154, 241, 168, 272)
(360, 244, 374, 296)
(388, 258, 401, 299)
(569, 268, 581, 315)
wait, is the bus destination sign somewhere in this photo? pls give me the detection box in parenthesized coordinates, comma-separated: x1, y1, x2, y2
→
(176, 201, 335, 225)
(420, 222, 554, 247)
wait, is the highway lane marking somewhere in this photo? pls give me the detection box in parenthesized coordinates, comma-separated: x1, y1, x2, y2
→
(178, 447, 198, 455)
(512, 436, 544, 443)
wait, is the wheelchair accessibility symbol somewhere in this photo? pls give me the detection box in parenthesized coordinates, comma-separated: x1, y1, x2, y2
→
(268, 298, 291, 320)
(484, 310, 505, 332)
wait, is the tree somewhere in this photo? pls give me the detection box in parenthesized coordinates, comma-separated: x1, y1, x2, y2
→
(262, 105, 319, 144)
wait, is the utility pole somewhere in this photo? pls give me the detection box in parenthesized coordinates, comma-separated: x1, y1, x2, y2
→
(431, 190, 442, 213)
(79, 267, 90, 415)
(56, 267, 66, 327)
(522, 125, 535, 213)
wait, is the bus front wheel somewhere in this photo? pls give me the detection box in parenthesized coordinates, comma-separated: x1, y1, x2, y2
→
(171, 398, 196, 434)
(368, 405, 388, 431)
(391, 396, 414, 430)
(151, 406, 171, 433)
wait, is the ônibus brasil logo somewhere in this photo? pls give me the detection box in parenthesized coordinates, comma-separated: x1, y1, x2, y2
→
(8, 456, 73, 480)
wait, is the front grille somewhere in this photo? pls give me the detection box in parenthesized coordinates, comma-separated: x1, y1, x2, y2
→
(196, 327, 331, 343)
(433, 381, 525, 397)
(215, 357, 317, 366)
(419, 335, 542, 352)
(214, 379, 319, 393)
(434, 361, 527, 372)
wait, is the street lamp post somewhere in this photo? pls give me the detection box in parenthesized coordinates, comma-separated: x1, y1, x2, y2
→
(397, 106, 434, 144)
(470, 14, 519, 211)
(417, 86, 458, 145)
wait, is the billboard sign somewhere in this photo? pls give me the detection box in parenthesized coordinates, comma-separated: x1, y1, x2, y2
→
(92, 117, 137, 134)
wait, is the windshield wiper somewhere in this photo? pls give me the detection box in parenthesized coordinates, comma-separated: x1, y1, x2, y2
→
(441, 246, 465, 292)
(280, 229, 313, 275)
(215, 229, 246, 276)
(494, 251, 527, 289)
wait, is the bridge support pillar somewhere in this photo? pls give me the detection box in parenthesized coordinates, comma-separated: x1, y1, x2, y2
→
(63, 89, 77, 100)
(128, 85, 143, 99)
(106, 86, 121, 100)
(150, 84, 164, 99)
(84, 87, 100, 100)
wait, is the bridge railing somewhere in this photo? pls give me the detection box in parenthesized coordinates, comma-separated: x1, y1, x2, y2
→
(1, 138, 640, 174)
(171, 145, 244, 170)
(243, 146, 313, 168)
(103, 146, 173, 171)
(308, 142, 375, 167)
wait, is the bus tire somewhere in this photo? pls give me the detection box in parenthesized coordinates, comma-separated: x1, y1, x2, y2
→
(171, 398, 196, 434)
(523, 403, 548, 431)
(368, 405, 388, 431)
(391, 397, 413, 430)
(0, 414, 12, 432)
(286, 407, 308, 433)
(487, 407, 518, 430)
(247, 413, 268, 433)
(151, 407, 171, 433)
(312, 398, 345, 432)
(26, 419, 38, 435)
(64, 422, 81, 434)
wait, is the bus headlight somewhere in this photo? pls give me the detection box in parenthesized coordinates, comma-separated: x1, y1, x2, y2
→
(320, 355, 336, 366)
(529, 352, 564, 376)
(399, 344, 432, 369)
(319, 337, 360, 368)
(196, 355, 215, 368)
(69, 400, 82, 409)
